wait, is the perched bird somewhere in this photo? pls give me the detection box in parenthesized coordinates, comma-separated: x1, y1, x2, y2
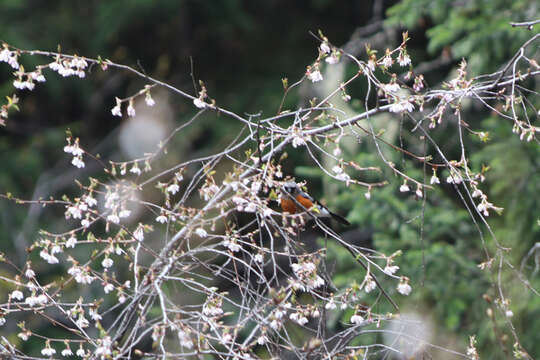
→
(279, 181, 350, 225)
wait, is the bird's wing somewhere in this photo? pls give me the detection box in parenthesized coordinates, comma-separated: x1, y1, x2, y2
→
(297, 189, 315, 202)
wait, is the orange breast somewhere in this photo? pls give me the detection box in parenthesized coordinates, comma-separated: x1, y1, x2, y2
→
(280, 198, 297, 214)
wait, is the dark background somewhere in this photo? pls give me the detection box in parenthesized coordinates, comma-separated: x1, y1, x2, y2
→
(0, 1, 538, 358)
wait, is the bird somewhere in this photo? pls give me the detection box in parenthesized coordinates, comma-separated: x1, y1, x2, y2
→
(279, 181, 350, 225)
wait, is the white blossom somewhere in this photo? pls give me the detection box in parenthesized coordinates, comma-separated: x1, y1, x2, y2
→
(145, 92, 155, 106)
(383, 83, 401, 93)
(398, 52, 411, 67)
(364, 276, 376, 293)
(476, 202, 488, 215)
(263, 207, 273, 218)
(25, 268, 35, 278)
(89, 309, 102, 321)
(382, 55, 393, 67)
(254, 253, 264, 263)
(399, 183, 410, 193)
(332, 165, 343, 174)
(178, 329, 194, 349)
(430, 174, 440, 184)
(297, 316, 309, 325)
(292, 134, 306, 148)
(270, 319, 280, 330)
(25, 296, 38, 307)
(220, 332, 233, 344)
(41, 346, 56, 356)
(403, 101, 414, 112)
(61, 348, 73, 356)
(383, 265, 399, 275)
(130, 163, 142, 175)
(290, 312, 308, 325)
(102, 257, 113, 268)
(13, 79, 25, 89)
(336, 172, 351, 185)
(65, 143, 83, 156)
(76, 315, 89, 328)
(111, 104, 122, 117)
(20, 81, 35, 90)
(11, 290, 24, 301)
(76, 346, 86, 357)
(0, 48, 19, 69)
(244, 202, 257, 212)
(156, 214, 168, 224)
(69, 266, 94, 284)
(250, 181, 261, 193)
(325, 53, 339, 64)
(389, 100, 414, 113)
(446, 173, 462, 184)
(133, 227, 144, 241)
(350, 313, 364, 325)
(203, 302, 223, 317)
(389, 102, 404, 113)
(257, 335, 268, 345)
(223, 239, 241, 252)
(95, 337, 112, 358)
(307, 69, 323, 83)
(51, 244, 62, 254)
(71, 156, 85, 168)
(127, 103, 136, 117)
(107, 214, 120, 224)
(26, 281, 37, 291)
(104, 283, 115, 294)
(397, 280, 412, 295)
(167, 183, 180, 194)
(195, 228, 208, 238)
(40, 249, 59, 264)
(66, 205, 82, 219)
(472, 189, 483, 198)
(193, 98, 206, 108)
(325, 299, 337, 310)
(119, 209, 131, 218)
(26, 294, 48, 307)
(49, 61, 62, 71)
(104, 191, 119, 209)
(320, 42, 331, 54)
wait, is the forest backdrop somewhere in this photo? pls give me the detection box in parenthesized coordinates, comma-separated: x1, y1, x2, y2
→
(0, 1, 538, 359)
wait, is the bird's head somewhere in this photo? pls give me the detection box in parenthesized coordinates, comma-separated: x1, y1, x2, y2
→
(282, 181, 299, 196)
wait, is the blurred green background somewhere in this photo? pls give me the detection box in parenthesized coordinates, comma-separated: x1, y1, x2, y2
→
(0, 0, 538, 359)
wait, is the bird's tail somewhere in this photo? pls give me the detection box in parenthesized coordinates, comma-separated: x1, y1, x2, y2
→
(329, 211, 350, 226)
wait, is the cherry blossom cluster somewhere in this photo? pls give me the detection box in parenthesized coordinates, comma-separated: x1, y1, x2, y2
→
(64, 136, 85, 168)
(0, 45, 20, 69)
(110, 85, 156, 118)
(49, 55, 88, 78)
